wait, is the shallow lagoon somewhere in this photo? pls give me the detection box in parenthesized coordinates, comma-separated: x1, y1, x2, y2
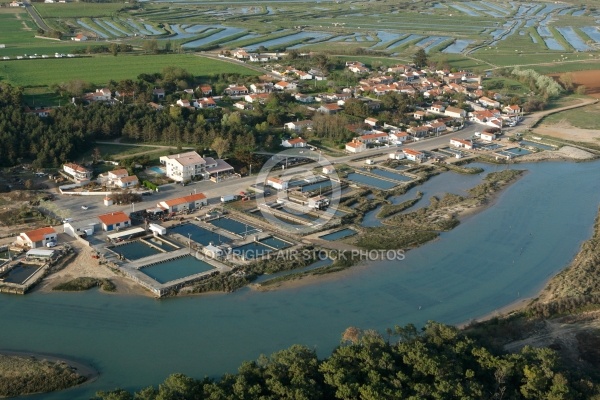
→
(2, 160, 600, 399)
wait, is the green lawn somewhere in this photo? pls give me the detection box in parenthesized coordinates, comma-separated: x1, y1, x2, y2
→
(0, 54, 259, 88)
(34, 3, 125, 18)
(540, 103, 600, 130)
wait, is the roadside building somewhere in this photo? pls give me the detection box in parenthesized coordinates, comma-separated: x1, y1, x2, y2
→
(63, 163, 92, 183)
(97, 211, 131, 232)
(63, 218, 100, 238)
(450, 138, 473, 150)
(403, 148, 425, 162)
(159, 151, 207, 183)
(266, 177, 288, 191)
(157, 193, 208, 213)
(281, 137, 307, 148)
(17, 227, 57, 248)
(345, 139, 366, 153)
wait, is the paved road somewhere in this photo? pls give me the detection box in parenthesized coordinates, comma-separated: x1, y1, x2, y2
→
(23, 0, 50, 32)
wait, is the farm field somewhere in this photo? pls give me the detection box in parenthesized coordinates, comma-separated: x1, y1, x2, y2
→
(12, 0, 596, 61)
(0, 54, 259, 88)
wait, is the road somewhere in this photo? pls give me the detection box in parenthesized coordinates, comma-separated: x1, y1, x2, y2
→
(22, 0, 50, 32)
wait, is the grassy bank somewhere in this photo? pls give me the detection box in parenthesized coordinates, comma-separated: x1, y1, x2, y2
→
(53, 277, 116, 292)
(0, 354, 86, 398)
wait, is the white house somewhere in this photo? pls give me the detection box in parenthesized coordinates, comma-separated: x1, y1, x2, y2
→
(358, 132, 389, 144)
(403, 148, 425, 162)
(479, 96, 500, 108)
(322, 165, 335, 174)
(72, 34, 87, 42)
(274, 81, 297, 91)
(63, 219, 99, 238)
(388, 150, 405, 160)
(390, 131, 410, 144)
(158, 193, 208, 213)
(266, 177, 288, 190)
(17, 227, 57, 248)
(159, 151, 208, 183)
(345, 139, 366, 153)
(284, 120, 313, 132)
(281, 137, 307, 148)
(63, 163, 91, 182)
(364, 117, 378, 127)
(444, 106, 466, 119)
(83, 88, 111, 102)
(450, 138, 473, 150)
(480, 132, 496, 141)
(294, 93, 314, 103)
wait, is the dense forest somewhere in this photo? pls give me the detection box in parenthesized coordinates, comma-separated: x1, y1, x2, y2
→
(92, 322, 598, 400)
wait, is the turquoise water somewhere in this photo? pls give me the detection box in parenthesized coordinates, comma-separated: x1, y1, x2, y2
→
(231, 242, 273, 259)
(1, 161, 600, 399)
(149, 166, 165, 175)
(111, 241, 160, 261)
(259, 237, 292, 250)
(209, 218, 261, 236)
(140, 256, 215, 284)
(1, 264, 40, 284)
(346, 173, 397, 190)
(170, 224, 230, 246)
(319, 228, 357, 241)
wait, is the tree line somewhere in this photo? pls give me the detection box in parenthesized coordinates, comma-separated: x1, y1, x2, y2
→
(92, 321, 598, 400)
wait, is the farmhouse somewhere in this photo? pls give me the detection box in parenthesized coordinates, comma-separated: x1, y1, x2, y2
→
(97, 212, 131, 232)
(17, 227, 57, 249)
(72, 34, 87, 42)
(158, 193, 208, 213)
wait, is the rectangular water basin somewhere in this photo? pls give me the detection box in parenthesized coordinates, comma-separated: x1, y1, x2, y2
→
(170, 224, 230, 246)
(112, 241, 161, 261)
(140, 255, 215, 284)
(363, 168, 412, 182)
(209, 217, 261, 236)
(259, 236, 293, 250)
(145, 237, 178, 251)
(1, 264, 42, 284)
(519, 140, 555, 151)
(505, 147, 531, 156)
(231, 242, 273, 259)
(319, 228, 357, 241)
(346, 173, 397, 190)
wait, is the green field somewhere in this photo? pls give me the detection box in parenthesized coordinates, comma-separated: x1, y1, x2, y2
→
(34, 3, 126, 18)
(540, 103, 600, 130)
(0, 54, 259, 88)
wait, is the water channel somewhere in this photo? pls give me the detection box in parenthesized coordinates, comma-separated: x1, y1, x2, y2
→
(2, 160, 600, 399)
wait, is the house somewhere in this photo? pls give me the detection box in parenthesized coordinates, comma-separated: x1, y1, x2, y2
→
(232, 49, 249, 59)
(345, 139, 366, 153)
(297, 71, 313, 80)
(480, 132, 496, 141)
(413, 110, 426, 120)
(25, 107, 51, 118)
(403, 148, 425, 162)
(17, 227, 57, 248)
(317, 103, 342, 114)
(198, 84, 213, 96)
(389, 131, 410, 144)
(294, 93, 314, 103)
(266, 177, 288, 191)
(72, 34, 87, 42)
(274, 81, 297, 91)
(364, 117, 378, 127)
(408, 125, 430, 139)
(358, 132, 389, 144)
(388, 150, 405, 160)
(234, 101, 252, 110)
(97, 211, 131, 231)
(194, 97, 217, 109)
(249, 53, 271, 62)
(429, 102, 445, 113)
(244, 93, 270, 103)
(445, 106, 466, 119)
(176, 99, 191, 108)
(250, 83, 274, 93)
(157, 193, 208, 213)
(283, 120, 313, 132)
(148, 102, 163, 111)
(223, 85, 249, 96)
(450, 138, 473, 150)
(159, 151, 208, 183)
(322, 165, 335, 174)
(152, 88, 165, 100)
(63, 218, 99, 238)
(116, 175, 139, 188)
(83, 88, 111, 102)
(281, 137, 307, 148)
(427, 121, 447, 135)
(503, 104, 521, 115)
(63, 163, 92, 182)
(348, 64, 370, 74)
(479, 96, 500, 108)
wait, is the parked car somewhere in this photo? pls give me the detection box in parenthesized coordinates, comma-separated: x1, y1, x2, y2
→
(81, 205, 89, 210)
(46, 241, 56, 248)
